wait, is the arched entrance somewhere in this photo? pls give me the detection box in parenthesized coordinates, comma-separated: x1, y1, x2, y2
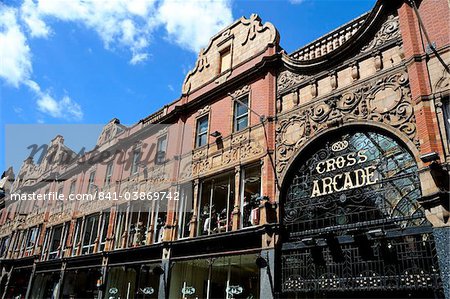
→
(280, 128, 444, 298)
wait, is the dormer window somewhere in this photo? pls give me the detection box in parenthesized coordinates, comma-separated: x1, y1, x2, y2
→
(219, 47, 231, 73)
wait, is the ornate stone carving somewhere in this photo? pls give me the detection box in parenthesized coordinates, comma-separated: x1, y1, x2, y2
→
(434, 65, 450, 92)
(276, 71, 416, 176)
(192, 136, 263, 176)
(362, 14, 400, 53)
(197, 105, 210, 116)
(277, 70, 308, 95)
(230, 85, 250, 98)
(241, 14, 276, 46)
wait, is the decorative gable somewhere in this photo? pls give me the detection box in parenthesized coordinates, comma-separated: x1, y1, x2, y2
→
(182, 14, 279, 95)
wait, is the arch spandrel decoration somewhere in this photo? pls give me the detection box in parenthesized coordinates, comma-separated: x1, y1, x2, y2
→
(280, 130, 443, 297)
(276, 70, 418, 178)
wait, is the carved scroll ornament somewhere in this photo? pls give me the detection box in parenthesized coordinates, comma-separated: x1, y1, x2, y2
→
(276, 71, 416, 176)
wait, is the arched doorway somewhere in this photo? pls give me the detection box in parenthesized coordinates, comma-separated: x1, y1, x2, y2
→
(280, 128, 444, 298)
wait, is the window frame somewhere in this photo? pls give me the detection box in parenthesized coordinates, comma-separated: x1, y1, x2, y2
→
(104, 161, 114, 187)
(195, 115, 209, 148)
(130, 148, 141, 175)
(219, 46, 231, 73)
(233, 95, 249, 132)
(155, 134, 168, 165)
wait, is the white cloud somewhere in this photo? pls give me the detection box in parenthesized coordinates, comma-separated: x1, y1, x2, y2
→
(26, 80, 83, 120)
(289, 0, 305, 4)
(15, 0, 234, 63)
(0, 5, 83, 121)
(37, 94, 83, 120)
(20, 0, 50, 38)
(0, 6, 32, 87)
(158, 0, 233, 52)
(20, 0, 158, 64)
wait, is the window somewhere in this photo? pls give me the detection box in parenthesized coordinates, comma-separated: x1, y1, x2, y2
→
(0, 236, 9, 257)
(198, 173, 235, 236)
(234, 95, 249, 132)
(219, 47, 231, 73)
(178, 185, 194, 239)
(99, 211, 110, 252)
(48, 225, 63, 260)
(241, 164, 261, 228)
(131, 149, 141, 174)
(24, 226, 40, 256)
(196, 115, 209, 148)
(69, 180, 76, 195)
(72, 218, 82, 256)
(155, 135, 167, 165)
(104, 162, 114, 187)
(81, 214, 99, 254)
(88, 171, 96, 193)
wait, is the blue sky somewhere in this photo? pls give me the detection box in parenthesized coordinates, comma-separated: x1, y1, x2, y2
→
(0, 0, 375, 172)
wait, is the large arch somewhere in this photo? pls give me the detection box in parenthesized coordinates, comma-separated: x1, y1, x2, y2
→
(279, 125, 444, 298)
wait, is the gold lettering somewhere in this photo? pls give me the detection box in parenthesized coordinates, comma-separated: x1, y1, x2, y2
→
(347, 152, 356, 166)
(316, 162, 326, 174)
(343, 171, 353, 190)
(365, 166, 378, 185)
(311, 180, 321, 198)
(332, 174, 343, 192)
(336, 156, 346, 169)
(357, 150, 368, 163)
(354, 168, 366, 188)
(326, 159, 336, 172)
(323, 177, 333, 194)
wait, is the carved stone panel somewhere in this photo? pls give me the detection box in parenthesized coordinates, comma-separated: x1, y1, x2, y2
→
(276, 70, 417, 177)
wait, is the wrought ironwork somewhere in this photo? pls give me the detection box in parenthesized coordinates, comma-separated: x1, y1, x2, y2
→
(281, 131, 443, 297)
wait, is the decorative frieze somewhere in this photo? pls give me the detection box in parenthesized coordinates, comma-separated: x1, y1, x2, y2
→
(276, 70, 417, 176)
(361, 14, 401, 53)
(277, 71, 308, 96)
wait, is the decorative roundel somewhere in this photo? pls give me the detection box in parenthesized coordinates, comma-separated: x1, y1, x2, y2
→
(226, 285, 244, 295)
(331, 140, 348, 152)
(182, 286, 196, 295)
(109, 288, 118, 294)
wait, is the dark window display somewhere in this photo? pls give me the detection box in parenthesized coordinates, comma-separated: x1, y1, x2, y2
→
(30, 272, 61, 299)
(104, 265, 160, 299)
(61, 269, 101, 299)
(169, 254, 260, 299)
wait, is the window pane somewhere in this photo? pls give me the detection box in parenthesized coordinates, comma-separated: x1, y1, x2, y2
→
(196, 116, 208, 147)
(234, 97, 249, 132)
(236, 116, 248, 132)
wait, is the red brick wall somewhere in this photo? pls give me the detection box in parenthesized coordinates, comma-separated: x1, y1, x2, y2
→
(397, 0, 447, 158)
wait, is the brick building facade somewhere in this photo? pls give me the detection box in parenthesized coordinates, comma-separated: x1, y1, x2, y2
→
(0, 0, 449, 298)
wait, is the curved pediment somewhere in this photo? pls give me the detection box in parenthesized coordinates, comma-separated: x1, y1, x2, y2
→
(282, 0, 400, 72)
(182, 14, 279, 95)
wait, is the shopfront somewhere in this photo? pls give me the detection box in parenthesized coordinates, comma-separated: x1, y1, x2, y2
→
(281, 129, 444, 298)
(104, 264, 161, 299)
(169, 254, 260, 299)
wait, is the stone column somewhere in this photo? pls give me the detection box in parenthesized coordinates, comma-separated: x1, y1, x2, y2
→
(189, 179, 199, 238)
